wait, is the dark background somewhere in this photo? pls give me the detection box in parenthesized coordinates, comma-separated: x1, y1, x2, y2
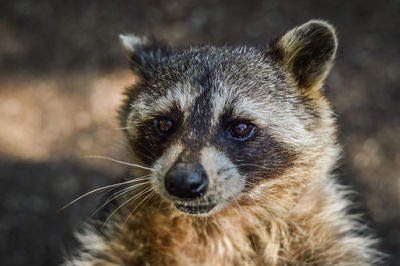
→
(0, 0, 399, 265)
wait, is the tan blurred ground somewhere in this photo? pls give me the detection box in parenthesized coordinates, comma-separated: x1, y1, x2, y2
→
(0, 71, 137, 171)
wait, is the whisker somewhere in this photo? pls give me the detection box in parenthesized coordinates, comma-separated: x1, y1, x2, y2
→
(90, 181, 152, 218)
(157, 196, 165, 212)
(169, 202, 175, 219)
(236, 164, 274, 171)
(58, 176, 151, 212)
(217, 164, 274, 175)
(134, 150, 156, 163)
(123, 190, 155, 226)
(103, 178, 151, 202)
(83, 155, 154, 171)
(136, 191, 156, 213)
(102, 186, 154, 229)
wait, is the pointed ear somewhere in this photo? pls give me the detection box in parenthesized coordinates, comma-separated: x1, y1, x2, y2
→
(266, 20, 338, 91)
(119, 34, 171, 77)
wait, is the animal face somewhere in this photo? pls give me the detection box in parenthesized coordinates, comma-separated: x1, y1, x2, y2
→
(119, 20, 337, 215)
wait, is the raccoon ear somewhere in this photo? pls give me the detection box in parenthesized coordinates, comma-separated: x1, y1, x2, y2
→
(266, 20, 338, 91)
(119, 34, 171, 77)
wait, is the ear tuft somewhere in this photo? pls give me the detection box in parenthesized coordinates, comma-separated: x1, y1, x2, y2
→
(118, 34, 171, 77)
(119, 34, 149, 55)
(267, 20, 338, 91)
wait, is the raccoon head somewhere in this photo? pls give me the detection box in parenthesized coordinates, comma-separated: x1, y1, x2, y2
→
(119, 20, 338, 215)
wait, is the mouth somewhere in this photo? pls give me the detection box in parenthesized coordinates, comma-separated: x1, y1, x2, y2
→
(174, 202, 217, 214)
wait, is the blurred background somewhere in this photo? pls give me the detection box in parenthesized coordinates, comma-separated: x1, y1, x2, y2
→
(0, 0, 399, 265)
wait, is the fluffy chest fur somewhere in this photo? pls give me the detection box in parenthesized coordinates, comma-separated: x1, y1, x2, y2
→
(69, 179, 377, 266)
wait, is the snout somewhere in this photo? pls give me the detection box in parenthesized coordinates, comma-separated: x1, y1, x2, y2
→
(164, 162, 208, 199)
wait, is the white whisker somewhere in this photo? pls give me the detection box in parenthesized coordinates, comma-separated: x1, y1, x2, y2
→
(123, 190, 155, 226)
(102, 186, 154, 229)
(83, 155, 154, 171)
(90, 181, 152, 217)
(236, 164, 274, 171)
(58, 176, 151, 212)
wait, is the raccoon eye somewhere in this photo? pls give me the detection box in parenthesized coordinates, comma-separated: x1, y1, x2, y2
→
(155, 117, 174, 134)
(229, 121, 255, 140)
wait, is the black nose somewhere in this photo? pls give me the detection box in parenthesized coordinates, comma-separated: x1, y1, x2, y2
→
(164, 163, 208, 199)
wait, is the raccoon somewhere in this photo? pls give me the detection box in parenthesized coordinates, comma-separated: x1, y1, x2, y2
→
(64, 20, 381, 265)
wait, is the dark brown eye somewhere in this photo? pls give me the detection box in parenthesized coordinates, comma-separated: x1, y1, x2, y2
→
(229, 121, 255, 140)
(157, 118, 174, 133)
